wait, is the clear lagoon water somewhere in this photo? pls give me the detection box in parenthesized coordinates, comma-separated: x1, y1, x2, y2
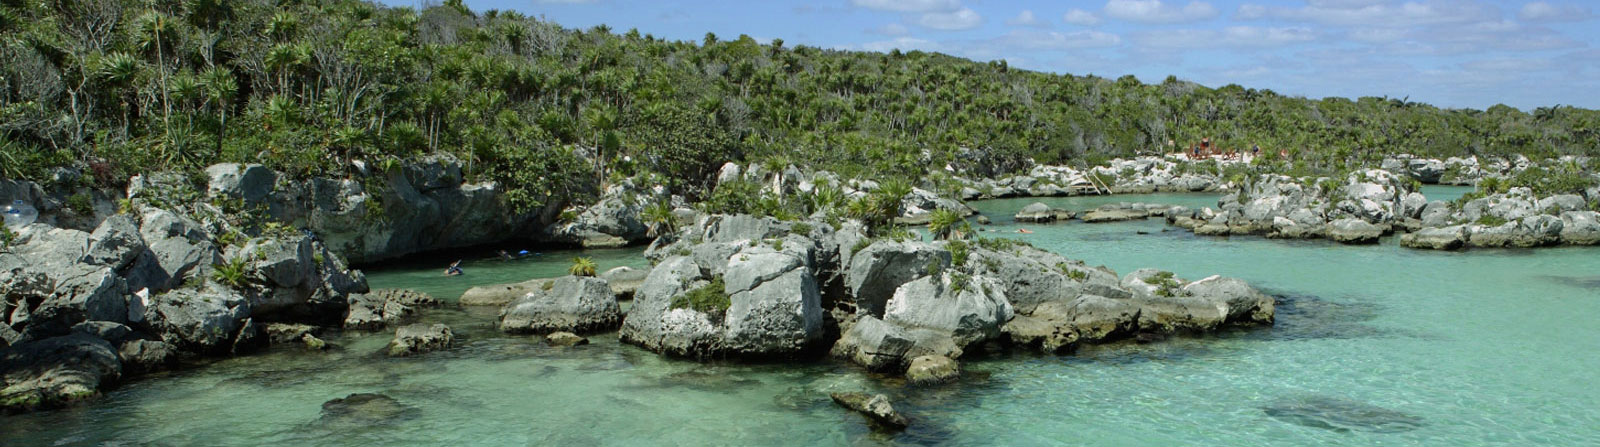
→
(5, 191, 1598, 446)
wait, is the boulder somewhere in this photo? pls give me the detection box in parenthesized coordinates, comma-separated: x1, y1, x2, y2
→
(1181, 276, 1275, 325)
(499, 276, 622, 335)
(80, 214, 145, 270)
(1327, 218, 1384, 244)
(721, 248, 825, 356)
(205, 163, 278, 203)
(844, 241, 950, 317)
(1400, 225, 1468, 250)
(833, 273, 1012, 371)
(905, 355, 959, 385)
(0, 333, 121, 412)
(1014, 202, 1070, 223)
(116, 339, 177, 374)
(386, 323, 453, 357)
(1080, 207, 1148, 223)
(1128, 274, 1274, 333)
(599, 266, 647, 298)
(830, 392, 909, 430)
(460, 278, 556, 306)
(1559, 211, 1600, 245)
(129, 208, 219, 292)
(143, 283, 251, 354)
(619, 256, 723, 358)
(545, 332, 589, 347)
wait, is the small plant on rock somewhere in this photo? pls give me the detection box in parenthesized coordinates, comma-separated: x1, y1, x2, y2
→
(213, 256, 251, 289)
(671, 276, 731, 317)
(569, 257, 598, 277)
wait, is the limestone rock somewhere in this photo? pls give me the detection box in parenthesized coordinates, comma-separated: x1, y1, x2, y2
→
(386, 323, 453, 357)
(499, 276, 622, 335)
(905, 355, 959, 385)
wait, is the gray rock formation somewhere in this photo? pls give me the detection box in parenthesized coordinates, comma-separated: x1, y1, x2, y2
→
(460, 278, 556, 307)
(1014, 202, 1072, 223)
(1327, 218, 1384, 244)
(844, 241, 950, 317)
(499, 276, 622, 335)
(346, 289, 436, 330)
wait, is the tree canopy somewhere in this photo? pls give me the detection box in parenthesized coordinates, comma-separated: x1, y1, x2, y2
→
(2, 0, 1595, 211)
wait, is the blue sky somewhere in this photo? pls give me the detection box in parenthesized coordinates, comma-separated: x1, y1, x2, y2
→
(383, 0, 1600, 110)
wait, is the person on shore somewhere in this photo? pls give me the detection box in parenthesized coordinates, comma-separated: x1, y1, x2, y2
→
(498, 250, 514, 261)
(444, 260, 464, 276)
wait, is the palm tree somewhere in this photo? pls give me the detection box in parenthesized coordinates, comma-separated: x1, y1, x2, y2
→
(926, 208, 967, 240)
(642, 202, 675, 237)
(569, 257, 598, 277)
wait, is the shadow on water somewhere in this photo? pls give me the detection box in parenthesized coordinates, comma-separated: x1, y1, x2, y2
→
(1541, 275, 1600, 290)
(1261, 292, 1399, 341)
(1262, 395, 1424, 433)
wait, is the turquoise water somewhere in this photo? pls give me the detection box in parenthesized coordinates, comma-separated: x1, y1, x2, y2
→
(359, 247, 651, 304)
(5, 194, 1599, 446)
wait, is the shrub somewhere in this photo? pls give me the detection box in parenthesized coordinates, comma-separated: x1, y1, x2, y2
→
(212, 256, 250, 289)
(947, 240, 969, 266)
(1475, 215, 1509, 226)
(66, 192, 94, 215)
(569, 257, 598, 276)
(789, 222, 813, 235)
(1141, 271, 1181, 297)
(671, 276, 730, 317)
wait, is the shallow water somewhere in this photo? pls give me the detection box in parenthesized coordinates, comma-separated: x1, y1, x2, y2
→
(5, 193, 1599, 446)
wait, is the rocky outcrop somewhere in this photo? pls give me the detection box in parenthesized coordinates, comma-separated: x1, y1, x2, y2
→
(499, 276, 621, 335)
(844, 241, 950, 317)
(1168, 169, 1420, 244)
(621, 223, 828, 359)
(830, 392, 909, 430)
(386, 323, 453, 357)
(831, 272, 1012, 371)
(545, 332, 589, 347)
(543, 179, 669, 248)
(1327, 218, 1384, 244)
(1014, 202, 1073, 223)
(345, 289, 437, 330)
(1401, 188, 1599, 250)
(0, 333, 121, 412)
(460, 278, 556, 307)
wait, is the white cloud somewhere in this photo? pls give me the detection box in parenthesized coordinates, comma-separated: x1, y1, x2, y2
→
(1237, 0, 1494, 27)
(851, 0, 960, 13)
(1007, 10, 1049, 27)
(1063, 9, 1102, 26)
(918, 8, 983, 30)
(859, 37, 944, 52)
(995, 29, 1122, 50)
(1133, 26, 1314, 49)
(1104, 0, 1218, 24)
(1518, 2, 1594, 22)
(869, 23, 911, 36)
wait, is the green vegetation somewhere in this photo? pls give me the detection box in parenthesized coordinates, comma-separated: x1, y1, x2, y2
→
(568, 257, 597, 276)
(641, 202, 675, 237)
(789, 222, 812, 235)
(66, 192, 94, 215)
(671, 276, 730, 317)
(947, 239, 969, 266)
(926, 208, 966, 240)
(0, 225, 15, 251)
(1475, 215, 1509, 226)
(1, 0, 1596, 215)
(212, 256, 250, 288)
(1141, 271, 1181, 297)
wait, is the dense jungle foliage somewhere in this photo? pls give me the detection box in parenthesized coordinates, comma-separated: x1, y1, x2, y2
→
(2, 0, 1597, 212)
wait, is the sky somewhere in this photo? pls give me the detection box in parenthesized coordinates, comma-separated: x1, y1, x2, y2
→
(381, 0, 1600, 111)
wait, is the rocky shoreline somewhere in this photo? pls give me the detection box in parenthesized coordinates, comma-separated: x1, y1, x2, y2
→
(2, 151, 1594, 418)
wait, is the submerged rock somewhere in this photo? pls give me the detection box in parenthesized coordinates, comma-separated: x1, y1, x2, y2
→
(545, 332, 589, 347)
(345, 289, 436, 331)
(386, 324, 453, 357)
(319, 393, 419, 426)
(1262, 395, 1424, 433)
(830, 392, 909, 430)
(905, 355, 959, 385)
(1014, 202, 1072, 223)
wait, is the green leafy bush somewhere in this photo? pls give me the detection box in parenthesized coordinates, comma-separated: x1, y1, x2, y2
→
(671, 276, 730, 317)
(569, 257, 598, 276)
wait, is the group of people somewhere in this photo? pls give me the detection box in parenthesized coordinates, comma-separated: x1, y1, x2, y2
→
(442, 249, 544, 276)
(1185, 137, 1262, 161)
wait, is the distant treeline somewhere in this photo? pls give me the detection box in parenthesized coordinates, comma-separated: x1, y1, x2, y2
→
(2, 0, 1596, 210)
